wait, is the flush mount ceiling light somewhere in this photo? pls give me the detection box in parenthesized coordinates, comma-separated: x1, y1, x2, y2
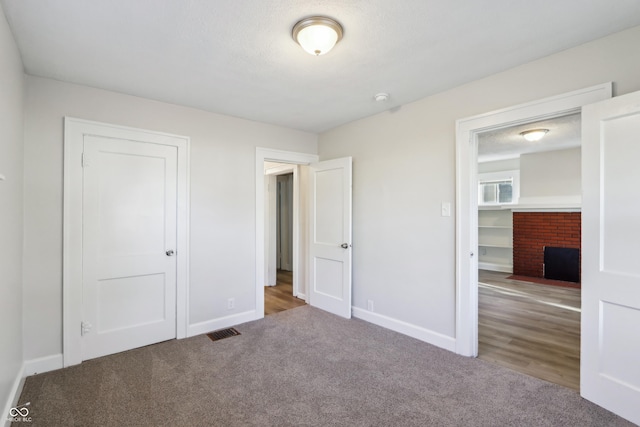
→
(374, 93, 389, 102)
(292, 16, 343, 56)
(520, 129, 549, 142)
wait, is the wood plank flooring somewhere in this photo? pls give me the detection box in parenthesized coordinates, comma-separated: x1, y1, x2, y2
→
(478, 270, 581, 391)
(264, 270, 306, 315)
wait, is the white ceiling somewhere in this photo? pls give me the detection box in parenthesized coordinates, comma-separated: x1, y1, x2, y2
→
(2, 1, 640, 133)
(478, 113, 581, 163)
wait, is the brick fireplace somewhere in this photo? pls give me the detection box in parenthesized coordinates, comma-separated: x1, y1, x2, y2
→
(512, 212, 581, 280)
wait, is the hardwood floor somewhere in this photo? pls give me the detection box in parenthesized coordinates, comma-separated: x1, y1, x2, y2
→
(478, 270, 581, 391)
(264, 270, 306, 315)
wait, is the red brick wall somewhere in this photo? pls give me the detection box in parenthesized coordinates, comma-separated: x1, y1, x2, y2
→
(513, 212, 581, 278)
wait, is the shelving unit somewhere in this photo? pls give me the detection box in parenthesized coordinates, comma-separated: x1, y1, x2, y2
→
(478, 208, 513, 273)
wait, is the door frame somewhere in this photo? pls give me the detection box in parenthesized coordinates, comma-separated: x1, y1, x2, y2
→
(454, 83, 611, 357)
(63, 117, 190, 367)
(255, 148, 319, 318)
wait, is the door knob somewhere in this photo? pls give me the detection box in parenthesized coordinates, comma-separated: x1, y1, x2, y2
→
(341, 243, 350, 249)
(166, 250, 175, 256)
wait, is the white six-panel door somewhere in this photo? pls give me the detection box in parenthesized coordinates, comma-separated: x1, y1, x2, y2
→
(309, 157, 352, 319)
(81, 136, 179, 360)
(582, 90, 640, 425)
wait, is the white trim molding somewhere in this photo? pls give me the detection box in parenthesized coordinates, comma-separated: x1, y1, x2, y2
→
(455, 83, 612, 357)
(512, 195, 582, 211)
(63, 117, 191, 367)
(352, 307, 456, 352)
(3, 354, 67, 427)
(23, 354, 64, 376)
(2, 364, 25, 427)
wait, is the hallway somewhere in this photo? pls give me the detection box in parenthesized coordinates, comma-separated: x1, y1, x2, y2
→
(264, 270, 306, 315)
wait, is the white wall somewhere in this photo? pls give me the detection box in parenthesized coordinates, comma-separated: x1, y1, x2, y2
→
(478, 158, 520, 174)
(0, 3, 24, 416)
(22, 76, 317, 361)
(318, 26, 640, 343)
(478, 148, 581, 205)
(519, 148, 581, 203)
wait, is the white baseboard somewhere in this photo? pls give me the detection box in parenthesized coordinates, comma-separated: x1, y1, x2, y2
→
(187, 310, 257, 337)
(295, 292, 307, 301)
(352, 307, 456, 352)
(4, 354, 63, 426)
(3, 363, 25, 427)
(23, 354, 63, 376)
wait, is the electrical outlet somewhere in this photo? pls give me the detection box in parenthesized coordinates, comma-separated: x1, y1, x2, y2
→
(227, 298, 235, 310)
(367, 299, 374, 312)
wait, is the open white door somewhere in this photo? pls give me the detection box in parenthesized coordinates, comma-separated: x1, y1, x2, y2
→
(309, 157, 352, 318)
(582, 90, 640, 425)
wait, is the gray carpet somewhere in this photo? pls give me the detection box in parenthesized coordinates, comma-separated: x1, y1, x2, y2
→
(16, 306, 632, 426)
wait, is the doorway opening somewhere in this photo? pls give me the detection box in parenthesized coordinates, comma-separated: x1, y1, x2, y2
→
(263, 163, 306, 315)
(454, 83, 612, 387)
(475, 115, 582, 389)
(255, 148, 353, 320)
(254, 148, 319, 319)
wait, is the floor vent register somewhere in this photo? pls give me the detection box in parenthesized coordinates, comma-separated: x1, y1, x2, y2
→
(207, 328, 241, 342)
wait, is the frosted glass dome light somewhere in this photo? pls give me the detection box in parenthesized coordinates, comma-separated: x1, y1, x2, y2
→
(292, 16, 343, 56)
(520, 129, 549, 142)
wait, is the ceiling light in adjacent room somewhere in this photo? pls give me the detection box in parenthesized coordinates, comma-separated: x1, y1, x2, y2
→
(374, 93, 389, 102)
(520, 129, 549, 142)
(292, 16, 343, 56)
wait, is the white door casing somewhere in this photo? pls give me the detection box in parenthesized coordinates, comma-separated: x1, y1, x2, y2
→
(64, 118, 189, 367)
(455, 83, 612, 357)
(308, 157, 353, 319)
(581, 90, 640, 425)
(81, 136, 177, 361)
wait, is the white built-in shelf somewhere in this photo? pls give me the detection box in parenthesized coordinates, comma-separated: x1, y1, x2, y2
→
(478, 208, 513, 273)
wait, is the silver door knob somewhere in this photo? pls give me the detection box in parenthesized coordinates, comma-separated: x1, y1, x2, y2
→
(341, 243, 350, 249)
(166, 250, 175, 256)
